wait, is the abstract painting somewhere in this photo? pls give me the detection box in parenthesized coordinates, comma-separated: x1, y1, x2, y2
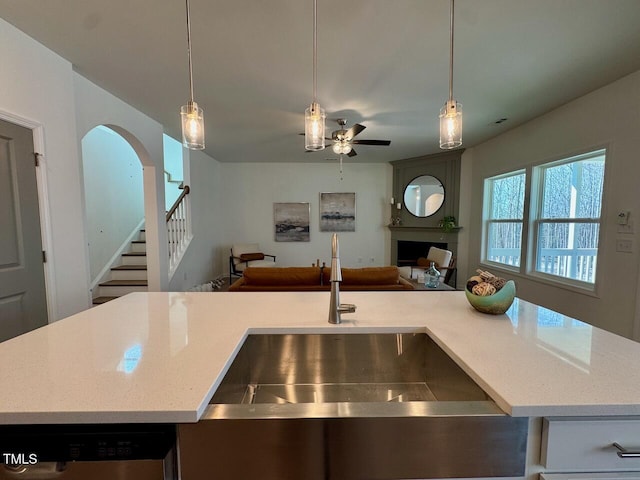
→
(274, 202, 310, 242)
(319, 192, 356, 232)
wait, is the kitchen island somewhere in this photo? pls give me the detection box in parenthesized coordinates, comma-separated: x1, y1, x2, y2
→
(1, 291, 640, 479)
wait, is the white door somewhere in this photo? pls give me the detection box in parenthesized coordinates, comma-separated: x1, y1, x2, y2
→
(0, 119, 48, 341)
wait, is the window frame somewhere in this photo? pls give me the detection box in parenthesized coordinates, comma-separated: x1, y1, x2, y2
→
(482, 169, 528, 272)
(481, 147, 607, 294)
(527, 149, 606, 290)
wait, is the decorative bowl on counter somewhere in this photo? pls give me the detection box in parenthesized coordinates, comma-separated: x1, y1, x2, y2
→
(465, 279, 516, 315)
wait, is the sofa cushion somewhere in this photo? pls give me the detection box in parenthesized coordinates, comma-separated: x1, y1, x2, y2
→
(239, 252, 265, 261)
(243, 267, 321, 286)
(322, 266, 400, 285)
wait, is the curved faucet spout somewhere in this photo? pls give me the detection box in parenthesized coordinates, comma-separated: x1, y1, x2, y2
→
(328, 233, 356, 324)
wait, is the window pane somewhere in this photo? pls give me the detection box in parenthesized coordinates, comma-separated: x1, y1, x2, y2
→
(541, 155, 605, 219)
(536, 222, 599, 283)
(487, 222, 522, 267)
(490, 173, 525, 219)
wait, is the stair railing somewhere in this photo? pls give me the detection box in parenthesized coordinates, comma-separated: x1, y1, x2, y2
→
(166, 185, 192, 274)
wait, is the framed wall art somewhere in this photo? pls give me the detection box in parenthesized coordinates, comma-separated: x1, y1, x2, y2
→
(274, 202, 310, 242)
(319, 192, 356, 232)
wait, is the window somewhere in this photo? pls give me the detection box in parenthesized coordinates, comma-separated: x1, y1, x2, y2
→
(483, 171, 526, 268)
(482, 148, 606, 289)
(532, 150, 605, 285)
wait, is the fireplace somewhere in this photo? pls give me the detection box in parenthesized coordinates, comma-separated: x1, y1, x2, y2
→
(396, 240, 447, 266)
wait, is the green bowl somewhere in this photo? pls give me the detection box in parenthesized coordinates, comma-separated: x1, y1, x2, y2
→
(465, 280, 516, 315)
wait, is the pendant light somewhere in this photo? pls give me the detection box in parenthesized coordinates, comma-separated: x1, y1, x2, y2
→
(180, 0, 205, 150)
(439, 0, 462, 150)
(304, 0, 326, 151)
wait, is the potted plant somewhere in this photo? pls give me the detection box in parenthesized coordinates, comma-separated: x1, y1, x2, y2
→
(439, 215, 457, 233)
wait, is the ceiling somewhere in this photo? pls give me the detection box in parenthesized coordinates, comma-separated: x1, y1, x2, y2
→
(2, 0, 640, 163)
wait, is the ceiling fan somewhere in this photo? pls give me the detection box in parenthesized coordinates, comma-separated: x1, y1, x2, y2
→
(306, 118, 391, 157)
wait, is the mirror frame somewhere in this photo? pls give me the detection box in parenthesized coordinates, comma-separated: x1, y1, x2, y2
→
(402, 174, 445, 218)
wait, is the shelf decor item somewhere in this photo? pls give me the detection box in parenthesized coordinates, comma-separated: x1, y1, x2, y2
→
(439, 215, 457, 233)
(465, 269, 515, 315)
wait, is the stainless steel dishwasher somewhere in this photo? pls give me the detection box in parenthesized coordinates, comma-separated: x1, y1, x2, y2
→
(0, 424, 176, 480)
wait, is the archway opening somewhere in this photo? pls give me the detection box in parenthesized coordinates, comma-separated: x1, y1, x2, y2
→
(81, 125, 145, 295)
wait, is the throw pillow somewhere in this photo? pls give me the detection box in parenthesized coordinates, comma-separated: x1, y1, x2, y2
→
(239, 252, 265, 261)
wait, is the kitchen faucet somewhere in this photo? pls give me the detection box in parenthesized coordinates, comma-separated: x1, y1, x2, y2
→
(328, 233, 356, 324)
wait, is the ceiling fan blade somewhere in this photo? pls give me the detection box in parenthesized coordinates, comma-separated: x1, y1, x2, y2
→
(347, 148, 358, 157)
(345, 123, 366, 140)
(351, 139, 391, 146)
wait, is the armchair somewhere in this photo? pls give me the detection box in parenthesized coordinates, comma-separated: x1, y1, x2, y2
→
(229, 243, 276, 282)
(399, 247, 457, 287)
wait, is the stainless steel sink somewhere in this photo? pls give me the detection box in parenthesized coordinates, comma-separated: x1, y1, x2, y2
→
(179, 333, 528, 480)
(208, 332, 496, 414)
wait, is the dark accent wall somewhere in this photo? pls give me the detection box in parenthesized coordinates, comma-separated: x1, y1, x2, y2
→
(390, 149, 463, 228)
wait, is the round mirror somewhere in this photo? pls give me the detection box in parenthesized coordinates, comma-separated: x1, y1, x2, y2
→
(403, 175, 445, 217)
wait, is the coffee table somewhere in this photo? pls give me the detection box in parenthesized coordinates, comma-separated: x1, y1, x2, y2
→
(409, 279, 456, 291)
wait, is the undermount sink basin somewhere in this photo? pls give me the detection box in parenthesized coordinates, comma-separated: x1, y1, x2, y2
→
(179, 333, 528, 480)
(209, 332, 495, 413)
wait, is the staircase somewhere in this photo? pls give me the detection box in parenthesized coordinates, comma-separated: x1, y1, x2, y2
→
(92, 230, 148, 305)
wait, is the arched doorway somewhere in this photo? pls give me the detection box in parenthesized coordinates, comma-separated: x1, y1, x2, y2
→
(80, 124, 167, 303)
(82, 126, 144, 291)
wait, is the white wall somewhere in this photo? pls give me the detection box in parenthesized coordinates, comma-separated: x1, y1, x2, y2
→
(0, 18, 89, 320)
(163, 134, 183, 210)
(73, 73, 169, 291)
(168, 149, 225, 291)
(82, 126, 144, 283)
(462, 70, 640, 338)
(218, 162, 392, 272)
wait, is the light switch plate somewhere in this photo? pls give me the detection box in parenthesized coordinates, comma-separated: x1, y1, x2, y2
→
(617, 221, 634, 234)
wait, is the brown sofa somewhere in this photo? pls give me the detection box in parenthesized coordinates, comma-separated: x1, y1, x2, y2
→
(228, 266, 414, 292)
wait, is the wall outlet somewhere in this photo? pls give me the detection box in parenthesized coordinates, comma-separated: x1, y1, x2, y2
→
(370, 257, 375, 263)
(357, 257, 363, 263)
(616, 239, 633, 253)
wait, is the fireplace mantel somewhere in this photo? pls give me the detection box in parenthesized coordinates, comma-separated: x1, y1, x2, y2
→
(387, 225, 462, 232)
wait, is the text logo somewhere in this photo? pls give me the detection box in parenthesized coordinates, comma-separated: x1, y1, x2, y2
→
(2, 453, 38, 465)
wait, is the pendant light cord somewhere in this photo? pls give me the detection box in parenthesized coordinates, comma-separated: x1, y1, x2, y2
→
(448, 0, 455, 102)
(185, 0, 195, 103)
(312, 0, 318, 104)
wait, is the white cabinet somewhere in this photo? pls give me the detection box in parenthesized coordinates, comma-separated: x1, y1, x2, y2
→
(542, 417, 640, 473)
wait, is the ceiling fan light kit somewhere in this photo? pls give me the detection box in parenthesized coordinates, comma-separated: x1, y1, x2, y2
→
(180, 0, 205, 150)
(332, 141, 352, 155)
(439, 0, 462, 150)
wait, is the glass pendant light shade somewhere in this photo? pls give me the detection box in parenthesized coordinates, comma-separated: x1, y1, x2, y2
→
(439, 99, 462, 149)
(439, 0, 462, 150)
(305, 102, 326, 151)
(181, 101, 205, 150)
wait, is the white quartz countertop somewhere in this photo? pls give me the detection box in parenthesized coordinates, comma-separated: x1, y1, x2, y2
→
(1, 291, 640, 424)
